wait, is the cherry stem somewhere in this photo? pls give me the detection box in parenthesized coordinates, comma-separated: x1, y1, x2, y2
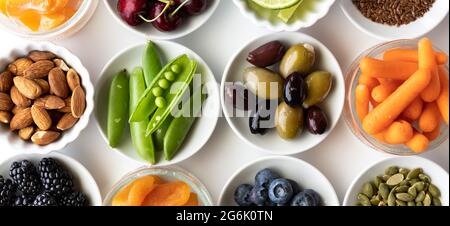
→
(139, 0, 172, 23)
(170, 0, 189, 17)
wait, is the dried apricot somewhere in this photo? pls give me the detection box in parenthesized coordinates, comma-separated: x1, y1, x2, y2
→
(184, 193, 199, 206)
(112, 183, 133, 206)
(128, 175, 160, 206)
(142, 181, 191, 206)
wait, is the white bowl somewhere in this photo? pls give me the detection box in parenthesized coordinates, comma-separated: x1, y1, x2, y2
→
(95, 41, 220, 166)
(340, 0, 449, 40)
(0, 42, 94, 154)
(218, 156, 339, 206)
(233, 0, 335, 32)
(0, 152, 102, 206)
(104, 0, 220, 40)
(221, 32, 345, 155)
(343, 156, 449, 206)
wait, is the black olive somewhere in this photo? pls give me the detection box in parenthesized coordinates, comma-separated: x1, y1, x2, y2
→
(247, 41, 286, 68)
(249, 100, 278, 135)
(283, 72, 307, 107)
(306, 106, 329, 135)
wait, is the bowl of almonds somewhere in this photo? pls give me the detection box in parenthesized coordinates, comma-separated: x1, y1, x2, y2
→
(0, 42, 94, 153)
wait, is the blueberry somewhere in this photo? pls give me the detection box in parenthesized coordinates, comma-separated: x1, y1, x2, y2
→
(250, 186, 268, 206)
(255, 168, 280, 189)
(290, 190, 320, 206)
(287, 179, 300, 195)
(268, 178, 293, 204)
(234, 184, 254, 206)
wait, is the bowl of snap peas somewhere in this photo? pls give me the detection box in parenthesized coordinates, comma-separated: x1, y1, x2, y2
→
(95, 41, 220, 166)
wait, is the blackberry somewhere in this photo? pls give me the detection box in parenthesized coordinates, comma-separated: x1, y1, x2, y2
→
(33, 192, 58, 206)
(38, 158, 73, 197)
(15, 195, 34, 207)
(59, 191, 88, 207)
(0, 176, 17, 206)
(9, 160, 42, 195)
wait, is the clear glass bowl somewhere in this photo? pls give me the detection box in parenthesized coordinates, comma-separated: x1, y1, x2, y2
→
(0, 0, 98, 40)
(103, 166, 213, 206)
(344, 39, 449, 156)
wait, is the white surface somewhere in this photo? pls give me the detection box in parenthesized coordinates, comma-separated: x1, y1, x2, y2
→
(95, 41, 220, 166)
(218, 156, 339, 206)
(343, 156, 449, 206)
(0, 42, 94, 154)
(0, 1, 448, 205)
(221, 32, 345, 155)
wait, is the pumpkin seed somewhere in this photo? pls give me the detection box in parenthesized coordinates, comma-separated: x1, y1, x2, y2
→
(428, 184, 441, 198)
(408, 186, 417, 197)
(408, 179, 419, 186)
(386, 173, 404, 186)
(399, 179, 410, 186)
(396, 193, 415, 202)
(362, 182, 374, 197)
(396, 200, 407, 206)
(385, 166, 399, 175)
(379, 183, 389, 201)
(382, 174, 391, 182)
(406, 168, 422, 180)
(388, 188, 397, 206)
(407, 201, 415, 206)
(357, 193, 371, 206)
(395, 185, 409, 193)
(399, 168, 410, 177)
(423, 193, 432, 206)
(378, 201, 386, 206)
(418, 173, 431, 183)
(416, 201, 423, 206)
(415, 191, 426, 202)
(370, 197, 380, 206)
(432, 198, 442, 206)
(374, 176, 383, 188)
(412, 182, 425, 191)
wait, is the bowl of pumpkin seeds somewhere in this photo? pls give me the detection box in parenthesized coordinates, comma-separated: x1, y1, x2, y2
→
(344, 156, 449, 206)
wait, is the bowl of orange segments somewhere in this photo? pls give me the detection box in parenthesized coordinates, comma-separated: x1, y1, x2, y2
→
(344, 38, 449, 155)
(0, 0, 97, 40)
(104, 166, 213, 206)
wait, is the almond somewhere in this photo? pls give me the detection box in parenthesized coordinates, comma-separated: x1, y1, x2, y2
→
(58, 97, 72, 113)
(0, 71, 14, 92)
(8, 58, 33, 76)
(35, 79, 50, 94)
(0, 111, 11, 124)
(18, 126, 34, 140)
(12, 106, 25, 115)
(10, 86, 32, 107)
(57, 113, 78, 131)
(54, 59, 70, 72)
(23, 60, 54, 79)
(66, 69, 81, 91)
(28, 51, 56, 62)
(10, 107, 33, 130)
(31, 105, 52, 130)
(0, 92, 14, 111)
(71, 86, 85, 118)
(31, 131, 60, 145)
(48, 68, 69, 98)
(13, 76, 42, 99)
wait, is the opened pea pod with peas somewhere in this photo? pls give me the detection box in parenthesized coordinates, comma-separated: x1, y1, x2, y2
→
(107, 41, 207, 164)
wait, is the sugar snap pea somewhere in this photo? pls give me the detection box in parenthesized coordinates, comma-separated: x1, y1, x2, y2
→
(108, 70, 129, 148)
(129, 67, 156, 164)
(153, 116, 173, 152)
(142, 41, 162, 87)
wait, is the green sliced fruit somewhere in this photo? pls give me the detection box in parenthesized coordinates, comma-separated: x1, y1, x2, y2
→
(278, 0, 303, 23)
(252, 0, 301, 10)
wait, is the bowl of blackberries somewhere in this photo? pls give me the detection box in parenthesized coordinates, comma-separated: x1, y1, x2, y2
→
(0, 153, 101, 207)
(218, 156, 339, 206)
(105, 0, 220, 40)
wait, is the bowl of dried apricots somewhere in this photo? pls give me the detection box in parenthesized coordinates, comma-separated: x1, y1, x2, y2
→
(344, 38, 449, 156)
(103, 166, 213, 206)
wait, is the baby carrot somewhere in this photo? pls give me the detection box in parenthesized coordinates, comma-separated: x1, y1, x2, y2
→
(355, 84, 370, 122)
(360, 57, 418, 80)
(383, 49, 448, 65)
(406, 132, 429, 153)
(371, 81, 401, 103)
(419, 38, 441, 102)
(419, 102, 441, 133)
(373, 130, 387, 143)
(384, 120, 413, 145)
(401, 97, 423, 121)
(424, 126, 441, 142)
(363, 69, 431, 135)
(358, 73, 379, 89)
(436, 66, 449, 125)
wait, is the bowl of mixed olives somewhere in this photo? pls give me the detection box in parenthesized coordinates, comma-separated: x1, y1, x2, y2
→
(221, 32, 345, 155)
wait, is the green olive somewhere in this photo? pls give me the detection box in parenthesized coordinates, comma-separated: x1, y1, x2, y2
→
(303, 71, 333, 108)
(275, 102, 304, 140)
(279, 43, 315, 78)
(243, 67, 284, 100)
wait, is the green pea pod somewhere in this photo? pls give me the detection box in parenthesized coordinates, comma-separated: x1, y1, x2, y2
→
(146, 60, 197, 135)
(164, 88, 207, 160)
(108, 70, 129, 148)
(152, 115, 173, 152)
(129, 54, 190, 123)
(129, 67, 156, 164)
(143, 41, 162, 87)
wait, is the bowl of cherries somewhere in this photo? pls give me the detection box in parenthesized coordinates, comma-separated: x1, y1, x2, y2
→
(106, 0, 220, 40)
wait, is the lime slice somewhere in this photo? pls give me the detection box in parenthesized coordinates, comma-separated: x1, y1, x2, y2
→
(251, 0, 301, 10)
(278, 0, 303, 23)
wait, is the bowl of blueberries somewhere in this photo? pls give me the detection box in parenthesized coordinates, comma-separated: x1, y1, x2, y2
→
(218, 156, 339, 206)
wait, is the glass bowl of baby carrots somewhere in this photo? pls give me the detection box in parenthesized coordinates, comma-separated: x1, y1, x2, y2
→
(344, 39, 449, 156)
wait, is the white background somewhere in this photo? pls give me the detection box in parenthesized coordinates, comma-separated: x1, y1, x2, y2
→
(0, 0, 448, 205)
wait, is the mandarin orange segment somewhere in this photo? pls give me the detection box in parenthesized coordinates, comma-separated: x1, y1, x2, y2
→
(184, 193, 199, 206)
(142, 181, 191, 206)
(112, 183, 134, 206)
(0, 0, 6, 14)
(40, 13, 66, 30)
(127, 175, 160, 206)
(17, 9, 41, 31)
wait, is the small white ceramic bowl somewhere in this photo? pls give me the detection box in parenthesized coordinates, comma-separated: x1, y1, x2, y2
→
(343, 156, 449, 206)
(221, 32, 345, 155)
(0, 42, 94, 154)
(218, 156, 339, 206)
(0, 152, 102, 206)
(95, 41, 220, 166)
(104, 0, 220, 40)
(340, 0, 449, 40)
(233, 0, 335, 31)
